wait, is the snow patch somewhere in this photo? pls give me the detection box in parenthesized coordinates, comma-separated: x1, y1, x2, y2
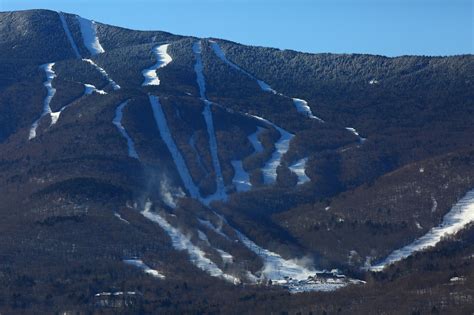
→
(197, 218, 229, 240)
(345, 127, 367, 143)
(370, 189, 474, 271)
(124, 259, 165, 279)
(76, 16, 105, 55)
(83, 59, 120, 90)
(231, 160, 251, 192)
(29, 63, 57, 140)
(289, 158, 310, 185)
(113, 101, 140, 159)
(114, 212, 130, 224)
(217, 249, 234, 264)
(142, 202, 239, 284)
(58, 12, 81, 58)
(292, 98, 324, 122)
(142, 44, 172, 86)
(84, 84, 107, 95)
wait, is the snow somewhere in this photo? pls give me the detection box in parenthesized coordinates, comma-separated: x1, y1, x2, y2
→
(231, 160, 251, 192)
(58, 12, 81, 59)
(29, 63, 57, 140)
(197, 230, 210, 244)
(193, 41, 227, 203)
(76, 16, 105, 55)
(197, 218, 230, 240)
(83, 59, 120, 90)
(149, 95, 200, 199)
(216, 249, 234, 264)
(369, 79, 379, 85)
(142, 202, 240, 284)
(370, 189, 474, 272)
(124, 259, 165, 279)
(251, 115, 294, 184)
(114, 212, 130, 224)
(113, 101, 140, 159)
(248, 126, 265, 154)
(345, 127, 367, 143)
(292, 98, 324, 122)
(142, 44, 172, 86)
(209, 40, 276, 94)
(84, 84, 107, 95)
(289, 158, 310, 185)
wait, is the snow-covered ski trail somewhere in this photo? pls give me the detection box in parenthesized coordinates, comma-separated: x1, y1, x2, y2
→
(84, 84, 107, 95)
(76, 16, 105, 55)
(142, 44, 172, 86)
(113, 100, 140, 159)
(83, 59, 120, 90)
(124, 259, 165, 279)
(248, 126, 265, 154)
(193, 40, 227, 203)
(370, 188, 474, 272)
(142, 202, 239, 284)
(231, 160, 251, 192)
(29, 63, 57, 140)
(250, 115, 294, 184)
(58, 12, 81, 59)
(209, 40, 276, 94)
(289, 158, 310, 185)
(149, 95, 201, 199)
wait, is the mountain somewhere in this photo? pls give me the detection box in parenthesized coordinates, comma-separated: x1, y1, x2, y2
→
(0, 9, 473, 314)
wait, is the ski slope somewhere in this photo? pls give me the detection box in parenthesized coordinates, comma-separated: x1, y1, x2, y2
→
(142, 44, 172, 86)
(289, 158, 310, 185)
(113, 100, 140, 159)
(29, 63, 57, 140)
(124, 259, 165, 279)
(209, 40, 276, 94)
(142, 202, 239, 284)
(193, 41, 227, 203)
(248, 126, 265, 154)
(231, 160, 251, 192)
(149, 95, 201, 199)
(292, 98, 324, 122)
(83, 59, 120, 90)
(345, 127, 367, 143)
(370, 189, 474, 271)
(76, 16, 105, 55)
(58, 12, 81, 59)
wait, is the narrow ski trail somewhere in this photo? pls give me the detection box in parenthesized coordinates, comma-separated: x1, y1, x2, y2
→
(58, 12, 81, 59)
(370, 188, 474, 271)
(29, 63, 57, 140)
(289, 158, 310, 185)
(113, 100, 140, 159)
(193, 40, 227, 203)
(83, 59, 121, 90)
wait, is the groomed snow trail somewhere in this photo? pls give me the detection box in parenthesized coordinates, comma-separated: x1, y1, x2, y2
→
(142, 202, 239, 284)
(76, 16, 105, 55)
(149, 95, 201, 199)
(29, 63, 57, 140)
(289, 158, 310, 185)
(58, 12, 81, 59)
(83, 59, 120, 90)
(113, 100, 140, 159)
(124, 259, 165, 279)
(209, 40, 276, 94)
(142, 44, 172, 86)
(193, 41, 227, 203)
(292, 98, 324, 122)
(231, 160, 251, 192)
(250, 115, 294, 184)
(370, 189, 474, 272)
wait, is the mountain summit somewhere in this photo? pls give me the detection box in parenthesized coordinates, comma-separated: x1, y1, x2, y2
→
(0, 9, 473, 313)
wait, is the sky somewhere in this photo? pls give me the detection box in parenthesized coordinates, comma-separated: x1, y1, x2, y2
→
(1, 0, 472, 56)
